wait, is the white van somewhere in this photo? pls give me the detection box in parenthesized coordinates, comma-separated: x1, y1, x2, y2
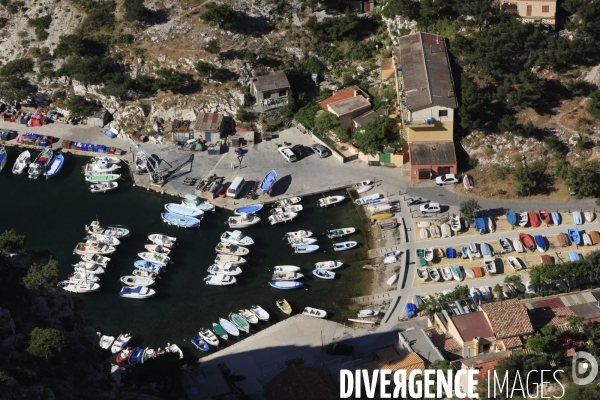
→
(227, 176, 245, 198)
(278, 146, 297, 162)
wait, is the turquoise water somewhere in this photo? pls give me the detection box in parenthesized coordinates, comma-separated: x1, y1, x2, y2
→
(0, 149, 370, 354)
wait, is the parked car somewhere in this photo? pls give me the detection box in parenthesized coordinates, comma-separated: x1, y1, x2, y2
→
(291, 144, 307, 159)
(419, 202, 441, 214)
(310, 144, 330, 158)
(325, 343, 354, 356)
(406, 197, 425, 206)
(278, 146, 297, 162)
(435, 174, 459, 186)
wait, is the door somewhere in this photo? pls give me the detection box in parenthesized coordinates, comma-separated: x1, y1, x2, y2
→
(205, 132, 211, 142)
(526, 5, 532, 16)
(379, 152, 391, 163)
(437, 166, 451, 176)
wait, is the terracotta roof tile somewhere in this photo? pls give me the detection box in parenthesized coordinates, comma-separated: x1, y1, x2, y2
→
(535, 298, 565, 309)
(501, 336, 523, 349)
(430, 331, 461, 353)
(480, 299, 534, 339)
(449, 311, 495, 342)
(549, 306, 577, 330)
(320, 88, 356, 111)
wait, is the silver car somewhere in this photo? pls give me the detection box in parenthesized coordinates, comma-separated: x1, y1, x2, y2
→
(310, 144, 330, 158)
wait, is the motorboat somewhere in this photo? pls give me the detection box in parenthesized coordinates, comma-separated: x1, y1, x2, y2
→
(479, 286, 492, 301)
(420, 229, 429, 239)
(162, 212, 201, 228)
(234, 204, 264, 215)
(71, 271, 100, 282)
(590, 231, 600, 245)
(313, 269, 335, 279)
(213, 318, 240, 336)
(276, 299, 292, 315)
(551, 212, 561, 225)
(73, 242, 116, 255)
(215, 242, 250, 256)
(81, 253, 110, 266)
(368, 197, 391, 206)
(293, 244, 319, 254)
(534, 235, 547, 252)
(229, 313, 250, 333)
(99, 335, 115, 350)
(73, 261, 105, 275)
(569, 252, 581, 262)
(28, 147, 53, 179)
(498, 237, 512, 253)
(573, 211, 583, 225)
(283, 230, 313, 240)
(380, 221, 398, 230)
(557, 233, 570, 247)
(85, 233, 120, 247)
(199, 328, 219, 346)
(268, 212, 298, 225)
(165, 203, 204, 218)
(208, 263, 243, 276)
(468, 242, 481, 258)
(221, 230, 254, 246)
(250, 305, 270, 322)
(204, 274, 237, 286)
(138, 252, 170, 266)
(84, 159, 120, 175)
(43, 154, 64, 179)
(260, 170, 277, 193)
(333, 241, 357, 251)
(120, 286, 156, 299)
(484, 257, 496, 275)
(358, 309, 379, 317)
(325, 227, 356, 239)
(133, 260, 163, 274)
(582, 232, 592, 246)
(585, 212, 596, 223)
(427, 268, 440, 281)
(416, 267, 429, 281)
(128, 348, 144, 365)
(355, 193, 382, 205)
(424, 248, 434, 262)
(12, 150, 30, 174)
(440, 267, 452, 281)
(463, 174, 473, 190)
(528, 212, 541, 228)
(507, 256, 525, 271)
(539, 210, 551, 224)
(85, 174, 121, 183)
(518, 212, 528, 227)
(317, 195, 345, 207)
(214, 254, 246, 265)
(191, 336, 210, 351)
(182, 194, 215, 212)
(512, 238, 524, 253)
(354, 180, 374, 194)
(269, 281, 303, 289)
(212, 323, 229, 341)
(371, 212, 393, 220)
(441, 223, 451, 238)
(111, 334, 131, 354)
(87, 221, 130, 238)
(450, 215, 461, 232)
(132, 269, 157, 280)
(120, 275, 155, 287)
(272, 271, 304, 281)
(274, 265, 301, 272)
(145, 244, 171, 255)
(227, 214, 261, 229)
(287, 237, 318, 246)
(272, 197, 301, 208)
(164, 343, 184, 359)
(519, 233, 536, 252)
(429, 225, 441, 238)
(58, 280, 100, 293)
(90, 182, 119, 193)
(461, 247, 468, 258)
(302, 307, 327, 319)
(314, 260, 343, 270)
(506, 211, 517, 226)
(450, 265, 463, 281)
(148, 233, 176, 248)
(435, 248, 445, 259)
(568, 229, 581, 245)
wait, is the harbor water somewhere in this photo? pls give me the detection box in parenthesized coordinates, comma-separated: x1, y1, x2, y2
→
(0, 150, 371, 353)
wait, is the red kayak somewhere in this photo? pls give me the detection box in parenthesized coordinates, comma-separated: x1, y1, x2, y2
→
(116, 348, 133, 363)
(217, 185, 229, 198)
(519, 233, 536, 252)
(528, 212, 541, 228)
(539, 210, 551, 224)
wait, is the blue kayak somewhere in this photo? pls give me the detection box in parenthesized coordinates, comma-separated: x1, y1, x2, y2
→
(134, 260, 163, 273)
(191, 336, 210, 351)
(445, 248, 456, 258)
(44, 154, 64, 178)
(506, 211, 517, 226)
(405, 303, 417, 318)
(234, 204, 264, 215)
(474, 217, 486, 233)
(569, 252, 581, 262)
(129, 347, 144, 364)
(161, 212, 201, 228)
(260, 170, 277, 193)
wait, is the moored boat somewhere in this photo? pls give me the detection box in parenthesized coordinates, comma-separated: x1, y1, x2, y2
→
(229, 312, 250, 333)
(120, 275, 155, 287)
(317, 195, 345, 207)
(250, 305, 270, 321)
(314, 260, 343, 270)
(227, 213, 261, 229)
(111, 334, 131, 354)
(89, 182, 118, 193)
(272, 197, 301, 208)
(73, 241, 116, 255)
(43, 153, 64, 179)
(272, 271, 304, 281)
(204, 274, 237, 286)
(85, 233, 120, 246)
(128, 348, 144, 364)
(71, 271, 100, 282)
(332, 241, 357, 251)
(85, 173, 121, 183)
(162, 212, 201, 228)
(313, 269, 335, 279)
(215, 242, 250, 256)
(12, 150, 30, 174)
(287, 237, 318, 246)
(133, 260, 163, 274)
(207, 263, 243, 276)
(214, 254, 246, 265)
(88, 221, 130, 238)
(302, 307, 327, 319)
(58, 280, 100, 293)
(283, 230, 313, 240)
(325, 227, 356, 239)
(117, 348, 133, 363)
(219, 318, 240, 337)
(119, 286, 156, 299)
(145, 244, 171, 255)
(182, 194, 215, 212)
(28, 147, 53, 179)
(269, 281, 303, 290)
(199, 328, 219, 346)
(220, 230, 254, 246)
(276, 299, 292, 315)
(212, 323, 229, 341)
(234, 204, 264, 215)
(138, 251, 170, 266)
(354, 180, 374, 194)
(73, 261, 105, 275)
(148, 233, 176, 247)
(293, 244, 319, 254)
(269, 212, 298, 225)
(273, 265, 301, 272)
(165, 203, 204, 218)
(191, 336, 210, 352)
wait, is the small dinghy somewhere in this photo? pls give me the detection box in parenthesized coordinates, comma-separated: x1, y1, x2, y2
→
(227, 214, 261, 229)
(450, 215, 461, 232)
(358, 309, 379, 318)
(484, 257, 496, 274)
(557, 233, 570, 247)
(111, 333, 131, 354)
(354, 180, 374, 194)
(512, 238, 524, 253)
(302, 307, 327, 319)
(465, 269, 475, 279)
(573, 211, 583, 225)
(208, 263, 243, 276)
(182, 194, 215, 212)
(283, 230, 313, 240)
(204, 274, 237, 286)
(507, 256, 525, 271)
(569, 252, 581, 262)
(287, 237, 318, 246)
(583, 232, 592, 246)
(506, 211, 517, 226)
(539, 210, 551, 224)
(313, 269, 336, 279)
(519, 233, 536, 252)
(272, 197, 301, 208)
(333, 241, 357, 251)
(214, 254, 246, 265)
(215, 242, 250, 256)
(534, 235, 547, 252)
(480, 243, 492, 257)
(269, 212, 298, 225)
(367, 203, 393, 213)
(325, 227, 356, 239)
(12, 150, 30, 174)
(463, 174, 473, 190)
(138, 252, 170, 266)
(420, 228, 429, 239)
(133, 269, 156, 279)
(234, 204, 264, 215)
(585, 212, 596, 223)
(162, 212, 201, 228)
(145, 244, 171, 255)
(387, 274, 399, 285)
(417, 221, 431, 228)
(134, 260, 163, 274)
(294, 244, 319, 253)
(488, 217, 496, 233)
(71, 271, 100, 282)
(416, 267, 429, 281)
(239, 309, 259, 324)
(165, 203, 204, 218)
(260, 170, 277, 193)
(199, 328, 220, 346)
(318, 195, 345, 207)
(221, 230, 254, 246)
(73, 242, 116, 255)
(355, 193, 382, 205)
(429, 225, 441, 238)
(274, 265, 301, 272)
(85, 233, 120, 246)
(59, 280, 100, 293)
(590, 231, 600, 245)
(427, 268, 440, 282)
(424, 248, 434, 261)
(441, 223, 451, 238)
(380, 221, 398, 230)
(128, 348, 144, 365)
(518, 212, 529, 227)
(86, 221, 129, 238)
(90, 182, 118, 193)
(271, 271, 304, 281)
(440, 267, 452, 281)
(120, 275, 155, 287)
(120, 286, 156, 299)
(191, 336, 210, 351)
(474, 217, 487, 234)
(405, 304, 417, 318)
(551, 212, 561, 225)
(269, 281, 303, 290)
(43, 154, 64, 179)
(73, 261, 105, 275)
(450, 265, 463, 281)
(498, 237, 512, 253)
(276, 299, 292, 315)
(567, 228, 581, 245)
(528, 212, 541, 228)
(250, 305, 270, 322)
(229, 313, 250, 333)
(479, 286, 492, 301)
(314, 260, 343, 270)
(148, 233, 176, 248)
(212, 323, 229, 341)
(164, 343, 183, 359)
(85, 173, 121, 183)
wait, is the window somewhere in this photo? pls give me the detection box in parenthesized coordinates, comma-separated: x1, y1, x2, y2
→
(438, 110, 448, 117)
(542, 5, 549, 12)
(279, 89, 287, 97)
(263, 92, 271, 99)
(482, 344, 491, 351)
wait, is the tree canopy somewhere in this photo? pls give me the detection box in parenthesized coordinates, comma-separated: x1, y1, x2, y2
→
(353, 115, 398, 155)
(26, 327, 65, 359)
(64, 95, 96, 117)
(200, 3, 237, 30)
(459, 198, 481, 223)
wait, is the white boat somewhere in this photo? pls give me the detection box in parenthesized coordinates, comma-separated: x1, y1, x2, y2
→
(220, 230, 254, 246)
(148, 233, 176, 248)
(182, 194, 215, 212)
(204, 274, 237, 286)
(111, 333, 131, 353)
(72, 261, 105, 275)
(283, 230, 313, 240)
(420, 228, 429, 239)
(59, 280, 100, 293)
(512, 238, 524, 253)
(165, 203, 204, 218)
(387, 274, 399, 285)
(518, 212, 528, 227)
(120, 275, 155, 287)
(478, 286, 492, 301)
(269, 212, 298, 225)
(417, 221, 431, 228)
(92, 156, 121, 164)
(416, 268, 429, 281)
(273, 197, 301, 208)
(272, 271, 304, 281)
(274, 265, 301, 273)
(465, 269, 475, 279)
(215, 242, 250, 256)
(333, 241, 357, 251)
(354, 180, 374, 194)
(250, 305, 270, 321)
(325, 227, 355, 239)
(84, 159, 120, 175)
(120, 286, 156, 299)
(81, 254, 110, 266)
(89, 182, 119, 193)
(507, 256, 525, 271)
(12, 150, 30, 174)
(424, 248, 434, 262)
(207, 263, 242, 276)
(348, 319, 376, 324)
(302, 307, 327, 319)
(199, 328, 219, 346)
(468, 242, 481, 258)
(138, 252, 170, 266)
(367, 203, 393, 213)
(214, 254, 246, 265)
(429, 225, 441, 238)
(585, 212, 596, 222)
(525, 281, 536, 295)
(239, 309, 259, 324)
(355, 193, 382, 205)
(227, 214, 261, 229)
(450, 265, 463, 281)
(583, 233, 592, 246)
(441, 223, 451, 238)
(314, 260, 343, 270)
(99, 335, 115, 350)
(358, 309, 379, 317)
(73, 242, 116, 255)
(293, 244, 319, 254)
(287, 237, 318, 246)
(165, 343, 183, 359)
(450, 215, 461, 232)
(484, 257, 496, 274)
(144, 244, 171, 255)
(70, 271, 100, 282)
(318, 195, 345, 207)
(271, 204, 303, 214)
(488, 217, 496, 233)
(313, 269, 335, 279)
(440, 267, 452, 281)
(427, 268, 440, 281)
(85, 233, 120, 246)
(132, 269, 156, 279)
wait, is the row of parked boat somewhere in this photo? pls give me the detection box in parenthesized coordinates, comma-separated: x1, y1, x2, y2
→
(0, 146, 66, 179)
(506, 210, 595, 227)
(82, 156, 123, 193)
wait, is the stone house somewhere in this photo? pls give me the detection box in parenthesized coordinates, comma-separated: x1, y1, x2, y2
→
(250, 71, 291, 113)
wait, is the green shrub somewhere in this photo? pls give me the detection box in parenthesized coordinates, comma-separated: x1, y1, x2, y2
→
(0, 58, 33, 75)
(204, 39, 220, 54)
(123, 0, 152, 23)
(200, 3, 237, 30)
(195, 61, 215, 77)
